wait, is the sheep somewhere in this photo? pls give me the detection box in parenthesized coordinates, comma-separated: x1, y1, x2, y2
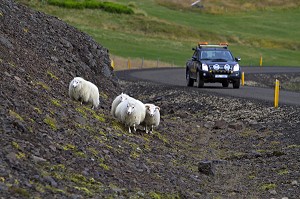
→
(143, 103, 160, 134)
(115, 97, 146, 133)
(111, 93, 130, 117)
(68, 77, 100, 109)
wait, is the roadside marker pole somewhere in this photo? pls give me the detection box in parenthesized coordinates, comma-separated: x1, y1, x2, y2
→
(274, 79, 280, 108)
(141, 57, 144, 69)
(127, 59, 131, 69)
(259, 55, 263, 67)
(111, 59, 115, 69)
(241, 72, 245, 86)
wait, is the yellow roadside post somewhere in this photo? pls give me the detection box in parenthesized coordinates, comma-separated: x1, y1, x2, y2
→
(241, 72, 245, 86)
(111, 59, 115, 69)
(127, 59, 131, 69)
(274, 79, 280, 108)
(259, 55, 263, 67)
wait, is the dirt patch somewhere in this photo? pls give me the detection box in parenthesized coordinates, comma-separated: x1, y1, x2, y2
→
(245, 73, 300, 92)
(0, 0, 299, 198)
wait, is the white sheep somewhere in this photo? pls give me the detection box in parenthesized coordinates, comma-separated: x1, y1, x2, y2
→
(68, 77, 100, 109)
(115, 97, 146, 133)
(111, 93, 130, 117)
(143, 103, 160, 134)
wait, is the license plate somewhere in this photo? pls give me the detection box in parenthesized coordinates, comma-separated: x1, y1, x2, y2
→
(215, 74, 228, 78)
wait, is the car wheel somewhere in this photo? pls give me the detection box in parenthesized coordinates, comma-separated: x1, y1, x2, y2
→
(186, 71, 194, 87)
(196, 71, 204, 88)
(233, 79, 240, 89)
(222, 81, 229, 87)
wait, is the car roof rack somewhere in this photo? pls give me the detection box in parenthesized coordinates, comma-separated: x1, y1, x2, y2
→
(198, 42, 228, 49)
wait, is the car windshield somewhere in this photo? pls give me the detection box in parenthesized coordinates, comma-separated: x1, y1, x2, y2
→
(200, 50, 234, 61)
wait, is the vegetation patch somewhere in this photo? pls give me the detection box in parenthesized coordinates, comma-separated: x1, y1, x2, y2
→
(47, 0, 134, 14)
(277, 168, 289, 175)
(9, 110, 24, 121)
(9, 187, 30, 198)
(36, 81, 50, 90)
(75, 107, 87, 118)
(260, 183, 277, 191)
(12, 141, 20, 150)
(51, 99, 62, 107)
(99, 91, 108, 100)
(63, 143, 76, 151)
(43, 116, 57, 130)
(47, 70, 58, 80)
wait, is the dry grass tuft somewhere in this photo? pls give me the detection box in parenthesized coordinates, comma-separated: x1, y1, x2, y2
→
(156, 0, 300, 13)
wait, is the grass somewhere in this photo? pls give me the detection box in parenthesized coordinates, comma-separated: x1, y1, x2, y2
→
(18, 0, 300, 67)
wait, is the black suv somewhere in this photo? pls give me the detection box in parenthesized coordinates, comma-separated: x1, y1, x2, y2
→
(186, 42, 241, 89)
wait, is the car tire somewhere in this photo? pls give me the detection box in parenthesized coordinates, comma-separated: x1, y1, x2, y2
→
(196, 71, 204, 88)
(186, 71, 194, 87)
(222, 81, 229, 88)
(233, 79, 240, 89)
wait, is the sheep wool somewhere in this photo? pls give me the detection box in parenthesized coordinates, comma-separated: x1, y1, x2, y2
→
(143, 103, 160, 134)
(68, 77, 100, 109)
(115, 98, 146, 133)
(111, 93, 130, 117)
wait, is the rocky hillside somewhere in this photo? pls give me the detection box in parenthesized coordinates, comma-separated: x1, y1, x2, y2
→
(0, 0, 299, 198)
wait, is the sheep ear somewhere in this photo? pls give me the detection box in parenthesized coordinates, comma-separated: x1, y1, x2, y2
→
(145, 104, 150, 109)
(155, 106, 160, 111)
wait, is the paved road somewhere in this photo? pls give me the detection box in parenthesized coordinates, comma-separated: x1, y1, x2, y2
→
(116, 67, 300, 106)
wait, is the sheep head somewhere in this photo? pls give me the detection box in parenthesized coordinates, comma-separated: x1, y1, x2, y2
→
(145, 104, 160, 117)
(126, 101, 135, 115)
(120, 93, 129, 102)
(72, 77, 83, 88)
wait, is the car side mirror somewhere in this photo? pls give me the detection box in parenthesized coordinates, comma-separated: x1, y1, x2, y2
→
(235, 57, 241, 62)
(192, 48, 196, 51)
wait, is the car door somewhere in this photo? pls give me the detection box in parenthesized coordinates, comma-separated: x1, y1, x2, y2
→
(190, 50, 199, 79)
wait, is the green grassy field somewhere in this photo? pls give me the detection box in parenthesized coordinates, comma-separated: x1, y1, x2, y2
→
(20, 0, 300, 67)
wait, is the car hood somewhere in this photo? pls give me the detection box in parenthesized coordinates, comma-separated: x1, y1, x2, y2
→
(202, 60, 238, 65)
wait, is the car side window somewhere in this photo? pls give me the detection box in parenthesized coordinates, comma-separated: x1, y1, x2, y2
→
(192, 50, 198, 60)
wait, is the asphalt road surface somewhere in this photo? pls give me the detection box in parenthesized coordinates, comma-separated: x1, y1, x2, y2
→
(116, 66, 300, 106)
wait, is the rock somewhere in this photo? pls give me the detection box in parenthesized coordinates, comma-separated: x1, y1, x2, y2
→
(228, 122, 244, 131)
(6, 152, 17, 164)
(4, 72, 11, 77)
(213, 120, 227, 129)
(291, 180, 298, 186)
(198, 161, 215, 176)
(204, 121, 214, 129)
(44, 176, 58, 187)
(50, 56, 59, 62)
(74, 115, 86, 125)
(269, 189, 277, 195)
(0, 35, 13, 49)
(0, 182, 8, 192)
(32, 155, 47, 163)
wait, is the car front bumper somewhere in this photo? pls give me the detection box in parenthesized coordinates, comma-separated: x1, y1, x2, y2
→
(201, 71, 241, 82)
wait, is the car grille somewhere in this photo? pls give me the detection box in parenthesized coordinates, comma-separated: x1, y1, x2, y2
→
(208, 64, 232, 74)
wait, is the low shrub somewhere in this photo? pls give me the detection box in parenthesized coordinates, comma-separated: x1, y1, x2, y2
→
(47, 0, 134, 14)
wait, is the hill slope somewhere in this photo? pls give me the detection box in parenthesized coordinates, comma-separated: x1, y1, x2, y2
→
(24, 0, 300, 67)
(0, 1, 299, 198)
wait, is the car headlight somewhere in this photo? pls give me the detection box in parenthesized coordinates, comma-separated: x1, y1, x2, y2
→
(224, 64, 230, 71)
(233, 64, 240, 72)
(202, 64, 208, 71)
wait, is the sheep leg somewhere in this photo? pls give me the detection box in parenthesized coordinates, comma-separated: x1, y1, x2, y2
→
(145, 125, 149, 134)
(133, 124, 136, 132)
(150, 125, 154, 134)
(128, 126, 131, 133)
